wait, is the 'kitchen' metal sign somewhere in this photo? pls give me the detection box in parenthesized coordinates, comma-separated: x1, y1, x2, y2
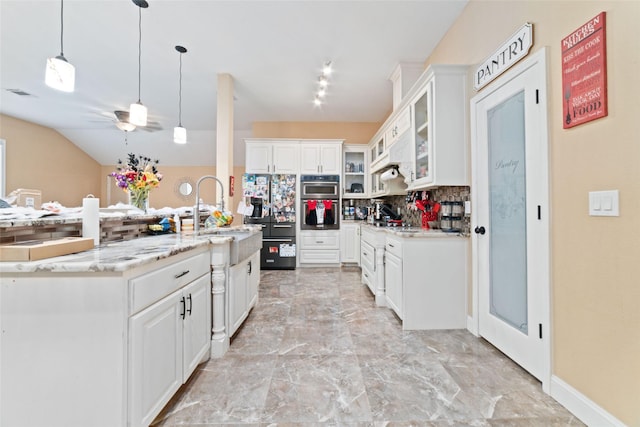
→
(474, 23, 533, 91)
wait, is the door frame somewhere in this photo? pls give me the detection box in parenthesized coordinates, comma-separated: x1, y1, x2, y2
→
(469, 47, 551, 392)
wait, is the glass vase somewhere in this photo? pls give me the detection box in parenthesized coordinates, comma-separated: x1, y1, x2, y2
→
(128, 189, 149, 212)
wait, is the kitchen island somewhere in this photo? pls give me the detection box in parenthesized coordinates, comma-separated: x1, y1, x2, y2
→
(0, 227, 261, 427)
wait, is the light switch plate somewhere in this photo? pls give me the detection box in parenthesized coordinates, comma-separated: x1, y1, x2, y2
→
(589, 190, 619, 217)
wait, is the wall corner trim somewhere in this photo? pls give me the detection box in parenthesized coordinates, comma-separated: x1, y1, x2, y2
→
(550, 375, 626, 427)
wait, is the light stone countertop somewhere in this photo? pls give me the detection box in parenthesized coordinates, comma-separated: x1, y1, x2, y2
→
(0, 225, 262, 274)
(360, 223, 467, 238)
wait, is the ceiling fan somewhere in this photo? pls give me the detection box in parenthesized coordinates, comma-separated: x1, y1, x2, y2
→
(92, 110, 163, 132)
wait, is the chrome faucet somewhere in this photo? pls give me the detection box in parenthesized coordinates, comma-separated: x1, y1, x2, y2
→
(194, 175, 225, 233)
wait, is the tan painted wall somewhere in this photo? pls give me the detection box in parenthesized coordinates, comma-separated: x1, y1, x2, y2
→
(0, 114, 102, 207)
(252, 121, 380, 144)
(100, 164, 246, 225)
(426, 1, 640, 424)
(0, 114, 245, 220)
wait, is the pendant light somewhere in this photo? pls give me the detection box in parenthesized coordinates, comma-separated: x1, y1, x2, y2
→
(129, 0, 148, 127)
(45, 0, 75, 92)
(173, 46, 187, 144)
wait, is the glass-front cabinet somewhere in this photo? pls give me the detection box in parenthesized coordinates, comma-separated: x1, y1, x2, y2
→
(404, 65, 468, 190)
(342, 144, 368, 198)
(413, 85, 431, 182)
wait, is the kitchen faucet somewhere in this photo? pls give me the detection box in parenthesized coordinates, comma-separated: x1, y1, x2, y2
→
(194, 175, 225, 233)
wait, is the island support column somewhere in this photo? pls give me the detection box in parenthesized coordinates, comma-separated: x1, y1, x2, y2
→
(210, 243, 229, 358)
(216, 73, 234, 213)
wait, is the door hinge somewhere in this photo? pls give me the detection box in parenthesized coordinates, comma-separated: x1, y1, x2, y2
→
(537, 205, 541, 220)
(539, 323, 543, 339)
(535, 89, 539, 104)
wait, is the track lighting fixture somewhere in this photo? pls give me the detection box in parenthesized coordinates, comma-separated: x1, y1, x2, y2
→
(129, 0, 148, 127)
(313, 60, 333, 106)
(173, 45, 188, 145)
(45, 0, 75, 92)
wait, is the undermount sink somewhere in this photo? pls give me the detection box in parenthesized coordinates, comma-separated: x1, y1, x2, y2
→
(202, 228, 262, 265)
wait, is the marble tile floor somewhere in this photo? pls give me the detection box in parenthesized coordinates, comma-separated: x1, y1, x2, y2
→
(152, 267, 584, 427)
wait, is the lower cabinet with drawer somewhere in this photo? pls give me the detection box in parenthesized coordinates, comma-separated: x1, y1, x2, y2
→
(360, 226, 387, 306)
(384, 234, 468, 330)
(299, 230, 341, 265)
(0, 246, 213, 427)
(128, 252, 211, 427)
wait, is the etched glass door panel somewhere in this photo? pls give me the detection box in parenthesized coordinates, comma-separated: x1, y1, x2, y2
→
(488, 91, 528, 334)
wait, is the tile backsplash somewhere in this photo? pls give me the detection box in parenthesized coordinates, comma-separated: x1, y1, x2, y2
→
(384, 186, 471, 234)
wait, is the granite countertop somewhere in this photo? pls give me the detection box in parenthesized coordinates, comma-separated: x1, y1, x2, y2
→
(0, 225, 263, 274)
(0, 209, 192, 228)
(360, 223, 467, 238)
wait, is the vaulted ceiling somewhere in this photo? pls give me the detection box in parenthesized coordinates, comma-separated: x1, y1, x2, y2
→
(0, 0, 468, 166)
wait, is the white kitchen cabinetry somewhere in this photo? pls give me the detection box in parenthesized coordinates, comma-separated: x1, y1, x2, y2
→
(129, 273, 211, 427)
(360, 226, 386, 306)
(245, 140, 298, 174)
(248, 251, 260, 308)
(404, 65, 468, 189)
(228, 250, 260, 337)
(299, 230, 340, 264)
(384, 236, 403, 318)
(343, 144, 368, 198)
(0, 247, 213, 427)
(385, 233, 468, 330)
(340, 222, 360, 265)
(384, 107, 411, 148)
(299, 141, 342, 174)
(370, 170, 408, 198)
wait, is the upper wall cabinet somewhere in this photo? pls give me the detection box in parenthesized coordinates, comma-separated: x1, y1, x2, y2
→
(343, 144, 368, 198)
(299, 141, 342, 175)
(405, 65, 468, 189)
(245, 140, 298, 174)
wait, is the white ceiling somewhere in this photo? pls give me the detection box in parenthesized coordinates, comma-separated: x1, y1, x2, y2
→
(0, 0, 468, 166)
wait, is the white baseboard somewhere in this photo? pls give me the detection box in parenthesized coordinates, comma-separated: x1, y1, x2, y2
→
(550, 375, 626, 427)
(466, 315, 478, 336)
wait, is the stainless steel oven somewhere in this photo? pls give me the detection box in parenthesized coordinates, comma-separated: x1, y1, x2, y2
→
(301, 175, 340, 199)
(300, 175, 340, 230)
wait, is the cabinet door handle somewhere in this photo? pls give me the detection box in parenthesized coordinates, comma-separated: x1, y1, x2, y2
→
(388, 243, 395, 248)
(273, 224, 292, 228)
(247, 261, 252, 275)
(268, 164, 270, 173)
(363, 252, 368, 256)
(174, 270, 190, 279)
(180, 296, 186, 319)
(273, 164, 276, 172)
(316, 240, 324, 244)
(364, 272, 369, 278)
(187, 294, 192, 316)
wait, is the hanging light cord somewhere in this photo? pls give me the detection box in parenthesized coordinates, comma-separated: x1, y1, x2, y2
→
(137, 5, 142, 103)
(59, 0, 65, 56)
(178, 52, 183, 127)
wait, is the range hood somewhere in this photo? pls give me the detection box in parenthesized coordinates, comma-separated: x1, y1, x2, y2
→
(370, 132, 412, 174)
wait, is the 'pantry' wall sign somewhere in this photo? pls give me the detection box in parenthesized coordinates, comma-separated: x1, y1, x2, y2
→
(474, 23, 533, 91)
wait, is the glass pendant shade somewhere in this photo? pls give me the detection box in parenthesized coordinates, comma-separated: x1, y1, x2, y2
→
(173, 126, 187, 144)
(45, 55, 75, 92)
(129, 102, 147, 126)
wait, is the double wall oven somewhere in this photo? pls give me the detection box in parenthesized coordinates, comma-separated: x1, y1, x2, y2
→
(300, 175, 340, 230)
